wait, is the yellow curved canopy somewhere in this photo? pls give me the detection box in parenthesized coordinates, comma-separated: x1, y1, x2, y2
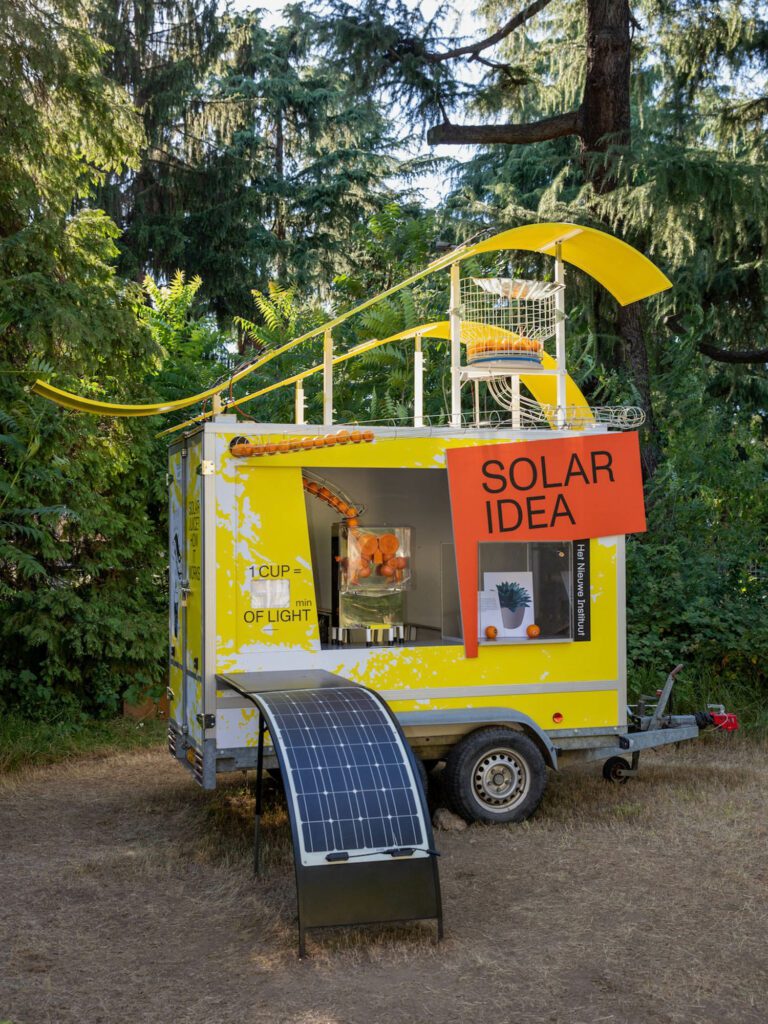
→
(463, 222, 671, 306)
(32, 222, 668, 418)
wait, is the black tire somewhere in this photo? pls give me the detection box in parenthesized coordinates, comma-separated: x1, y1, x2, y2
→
(414, 756, 429, 797)
(444, 727, 548, 824)
(602, 756, 630, 784)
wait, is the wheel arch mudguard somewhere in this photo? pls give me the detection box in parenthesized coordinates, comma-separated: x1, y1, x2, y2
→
(396, 708, 558, 770)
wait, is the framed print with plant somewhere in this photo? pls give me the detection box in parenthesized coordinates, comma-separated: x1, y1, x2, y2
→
(482, 572, 535, 637)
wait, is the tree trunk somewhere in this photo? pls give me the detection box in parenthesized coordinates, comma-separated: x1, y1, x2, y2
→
(581, 0, 659, 476)
(274, 106, 287, 283)
(581, 0, 631, 187)
(617, 302, 660, 475)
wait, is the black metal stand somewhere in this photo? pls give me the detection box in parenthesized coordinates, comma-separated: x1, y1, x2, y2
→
(253, 714, 266, 877)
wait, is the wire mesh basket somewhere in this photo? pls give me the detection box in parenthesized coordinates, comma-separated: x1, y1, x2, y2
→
(461, 277, 563, 367)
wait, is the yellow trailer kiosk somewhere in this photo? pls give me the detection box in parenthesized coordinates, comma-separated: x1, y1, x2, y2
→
(35, 223, 738, 827)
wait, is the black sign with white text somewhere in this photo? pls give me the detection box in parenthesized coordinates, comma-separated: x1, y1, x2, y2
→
(573, 539, 591, 642)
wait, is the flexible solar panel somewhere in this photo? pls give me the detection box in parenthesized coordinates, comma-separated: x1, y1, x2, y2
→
(219, 671, 442, 954)
(258, 685, 427, 867)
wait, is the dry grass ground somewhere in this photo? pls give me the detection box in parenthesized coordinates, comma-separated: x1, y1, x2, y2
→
(1, 735, 766, 1024)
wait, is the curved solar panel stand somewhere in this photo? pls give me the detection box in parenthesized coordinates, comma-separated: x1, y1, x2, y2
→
(220, 670, 443, 957)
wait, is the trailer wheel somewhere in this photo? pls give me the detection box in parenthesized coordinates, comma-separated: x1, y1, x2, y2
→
(444, 728, 547, 824)
(602, 756, 630, 784)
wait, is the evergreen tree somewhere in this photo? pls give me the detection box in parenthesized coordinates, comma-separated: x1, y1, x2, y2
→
(90, 0, 225, 284)
(185, 7, 400, 321)
(0, 0, 168, 716)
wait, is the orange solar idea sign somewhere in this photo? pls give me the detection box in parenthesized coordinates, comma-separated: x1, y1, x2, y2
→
(446, 432, 646, 657)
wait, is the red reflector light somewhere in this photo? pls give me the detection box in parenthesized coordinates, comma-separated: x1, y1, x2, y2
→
(552, 712, 564, 724)
(711, 712, 739, 732)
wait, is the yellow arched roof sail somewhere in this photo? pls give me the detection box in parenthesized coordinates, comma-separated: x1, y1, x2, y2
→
(464, 223, 671, 306)
(31, 222, 668, 418)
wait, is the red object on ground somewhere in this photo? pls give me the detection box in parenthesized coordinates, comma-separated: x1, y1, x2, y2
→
(711, 711, 740, 732)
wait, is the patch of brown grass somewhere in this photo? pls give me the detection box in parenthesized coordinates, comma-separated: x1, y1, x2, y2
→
(1, 736, 766, 1024)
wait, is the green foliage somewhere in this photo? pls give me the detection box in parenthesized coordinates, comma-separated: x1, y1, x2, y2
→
(0, 711, 166, 774)
(90, 0, 225, 285)
(140, 271, 231, 422)
(308, 0, 461, 126)
(1, 0, 167, 719)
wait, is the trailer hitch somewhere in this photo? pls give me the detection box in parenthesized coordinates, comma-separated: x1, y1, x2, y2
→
(696, 705, 740, 732)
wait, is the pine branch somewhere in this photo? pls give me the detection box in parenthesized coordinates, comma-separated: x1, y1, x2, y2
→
(427, 110, 581, 146)
(698, 342, 768, 365)
(425, 0, 556, 63)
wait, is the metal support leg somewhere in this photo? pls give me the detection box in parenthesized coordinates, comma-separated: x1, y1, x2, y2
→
(414, 334, 424, 427)
(511, 375, 521, 430)
(323, 329, 333, 426)
(554, 244, 567, 429)
(254, 714, 266, 877)
(449, 263, 462, 427)
(647, 664, 684, 731)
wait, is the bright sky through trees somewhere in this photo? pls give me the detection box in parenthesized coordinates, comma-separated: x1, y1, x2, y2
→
(225, 0, 481, 203)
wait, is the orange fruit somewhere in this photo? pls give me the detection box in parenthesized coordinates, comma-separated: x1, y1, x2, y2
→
(324, 434, 337, 446)
(359, 534, 378, 557)
(306, 481, 319, 494)
(362, 430, 374, 442)
(526, 624, 541, 639)
(350, 430, 362, 443)
(335, 430, 350, 444)
(346, 517, 359, 529)
(379, 533, 399, 556)
(313, 437, 325, 448)
(358, 565, 371, 578)
(379, 563, 395, 577)
(485, 625, 498, 640)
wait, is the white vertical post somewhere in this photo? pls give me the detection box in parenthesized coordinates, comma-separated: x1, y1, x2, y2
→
(413, 333, 424, 427)
(473, 380, 481, 427)
(295, 381, 305, 425)
(511, 375, 521, 430)
(323, 328, 333, 426)
(449, 262, 462, 427)
(555, 243, 567, 429)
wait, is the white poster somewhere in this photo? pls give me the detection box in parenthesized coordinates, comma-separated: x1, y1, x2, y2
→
(482, 571, 535, 637)
(478, 590, 504, 636)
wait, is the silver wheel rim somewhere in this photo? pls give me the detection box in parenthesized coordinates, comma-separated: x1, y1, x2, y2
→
(471, 747, 530, 813)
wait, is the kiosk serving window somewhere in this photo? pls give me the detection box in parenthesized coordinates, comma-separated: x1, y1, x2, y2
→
(478, 541, 573, 640)
(441, 540, 575, 643)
